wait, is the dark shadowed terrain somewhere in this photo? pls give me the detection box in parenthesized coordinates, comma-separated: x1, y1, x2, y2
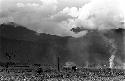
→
(0, 22, 124, 67)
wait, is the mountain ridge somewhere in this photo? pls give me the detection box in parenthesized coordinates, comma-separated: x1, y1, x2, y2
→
(0, 22, 124, 66)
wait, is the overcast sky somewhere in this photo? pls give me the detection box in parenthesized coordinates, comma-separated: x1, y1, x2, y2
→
(0, 0, 125, 37)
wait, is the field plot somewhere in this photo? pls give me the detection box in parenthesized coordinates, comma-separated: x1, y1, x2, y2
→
(0, 67, 124, 81)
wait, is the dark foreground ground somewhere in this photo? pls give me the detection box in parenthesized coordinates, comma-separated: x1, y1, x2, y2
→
(0, 67, 125, 81)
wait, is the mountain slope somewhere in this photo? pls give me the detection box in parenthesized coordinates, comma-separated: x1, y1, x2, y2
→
(0, 22, 124, 66)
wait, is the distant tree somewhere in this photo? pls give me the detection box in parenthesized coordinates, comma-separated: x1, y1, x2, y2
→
(5, 49, 16, 61)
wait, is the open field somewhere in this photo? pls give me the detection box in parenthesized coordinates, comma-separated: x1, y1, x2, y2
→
(0, 67, 124, 81)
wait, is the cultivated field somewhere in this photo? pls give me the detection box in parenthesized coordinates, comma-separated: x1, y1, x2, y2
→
(0, 67, 125, 81)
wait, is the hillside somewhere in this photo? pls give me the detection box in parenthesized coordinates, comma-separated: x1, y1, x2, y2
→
(0, 22, 124, 66)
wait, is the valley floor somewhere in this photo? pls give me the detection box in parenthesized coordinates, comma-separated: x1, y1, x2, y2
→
(0, 67, 125, 81)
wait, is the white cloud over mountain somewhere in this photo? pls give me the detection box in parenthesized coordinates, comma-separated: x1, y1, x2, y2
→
(0, 0, 124, 37)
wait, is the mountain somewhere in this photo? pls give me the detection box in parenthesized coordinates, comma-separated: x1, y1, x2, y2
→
(0, 22, 72, 65)
(0, 22, 124, 66)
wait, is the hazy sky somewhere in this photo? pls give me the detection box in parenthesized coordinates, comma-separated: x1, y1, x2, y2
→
(0, 0, 125, 37)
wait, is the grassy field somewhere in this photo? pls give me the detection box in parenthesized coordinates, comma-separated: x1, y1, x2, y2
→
(0, 67, 125, 81)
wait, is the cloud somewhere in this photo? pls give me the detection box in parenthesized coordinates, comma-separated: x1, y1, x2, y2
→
(50, 7, 78, 22)
(61, 7, 79, 18)
(50, 13, 72, 22)
(0, 0, 124, 37)
(26, 3, 40, 7)
(52, 0, 125, 36)
(16, 3, 25, 7)
(57, 0, 90, 10)
(0, 0, 58, 30)
(0, 16, 14, 24)
(71, 0, 125, 30)
(40, 0, 58, 5)
(0, 0, 89, 37)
